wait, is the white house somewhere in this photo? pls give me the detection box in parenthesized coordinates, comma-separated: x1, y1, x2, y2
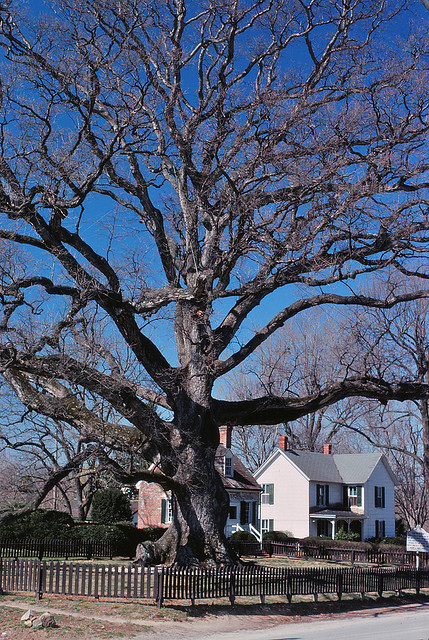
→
(137, 426, 262, 538)
(255, 438, 398, 540)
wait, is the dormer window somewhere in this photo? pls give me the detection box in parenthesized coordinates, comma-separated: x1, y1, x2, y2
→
(224, 454, 233, 477)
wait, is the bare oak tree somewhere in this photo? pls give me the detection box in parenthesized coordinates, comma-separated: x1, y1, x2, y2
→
(0, 0, 429, 565)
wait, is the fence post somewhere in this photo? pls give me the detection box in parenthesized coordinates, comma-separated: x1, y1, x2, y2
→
(336, 573, 343, 601)
(287, 575, 293, 604)
(377, 572, 383, 598)
(35, 561, 44, 600)
(229, 569, 236, 605)
(155, 567, 164, 609)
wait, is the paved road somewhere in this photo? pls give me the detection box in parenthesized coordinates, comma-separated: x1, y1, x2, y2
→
(193, 606, 429, 640)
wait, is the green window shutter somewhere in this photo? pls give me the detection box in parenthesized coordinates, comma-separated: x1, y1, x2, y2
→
(356, 486, 362, 507)
(268, 483, 274, 505)
(161, 499, 167, 524)
(269, 519, 274, 531)
(343, 486, 348, 507)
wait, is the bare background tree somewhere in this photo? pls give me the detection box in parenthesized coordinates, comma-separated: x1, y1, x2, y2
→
(341, 286, 429, 528)
(230, 312, 363, 469)
(0, 0, 429, 565)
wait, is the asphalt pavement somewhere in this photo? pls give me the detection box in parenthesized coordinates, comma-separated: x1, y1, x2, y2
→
(193, 606, 429, 640)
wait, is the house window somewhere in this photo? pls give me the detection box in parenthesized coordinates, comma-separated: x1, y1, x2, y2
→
(375, 520, 385, 538)
(347, 486, 362, 507)
(229, 505, 237, 520)
(224, 456, 233, 477)
(161, 498, 172, 524)
(262, 483, 274, 505)
(375, 486, 385, 508)
(261, 519, 274, 533)
(316, 484, 329, 507)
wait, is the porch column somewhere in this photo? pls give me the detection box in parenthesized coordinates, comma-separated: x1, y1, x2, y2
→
(331, 519, 335, 540)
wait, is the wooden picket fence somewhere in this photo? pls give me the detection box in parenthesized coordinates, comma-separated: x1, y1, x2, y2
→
(1, 559, 429, 607)
(0, 538, 117, 560)
(232, 541, 428, 567)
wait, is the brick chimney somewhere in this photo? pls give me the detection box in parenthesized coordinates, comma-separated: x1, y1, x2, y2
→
(279, 435, 289, 451)
(219, 425, 232, 449)
(323, 443, 332, 455)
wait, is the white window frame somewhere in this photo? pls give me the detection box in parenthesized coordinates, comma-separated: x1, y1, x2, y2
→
(224, 455, 233, 477)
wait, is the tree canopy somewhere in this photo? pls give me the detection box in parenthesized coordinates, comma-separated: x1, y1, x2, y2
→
(0, 0, 429, 564)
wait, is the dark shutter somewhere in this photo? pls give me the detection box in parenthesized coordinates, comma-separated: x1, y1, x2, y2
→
(325, 485, 330, 506)
(161, 499, 166, 524)
(268, 483, 274, 505)
(381, 486, 385, 508)
(240, 501, 246, 525)
(343, 486, 348, 507)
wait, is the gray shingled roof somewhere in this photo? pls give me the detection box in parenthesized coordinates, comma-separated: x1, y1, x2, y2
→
(216, 445, 262, 492)
(282, 450, 384, 484)
(333, 453, 381, 484)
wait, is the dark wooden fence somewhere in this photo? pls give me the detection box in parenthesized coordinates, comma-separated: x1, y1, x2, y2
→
(2, 538, 425, 569)
(0, 538, 116, 560)
(1, 559, 428, 607)
(231, 541, 427, 568)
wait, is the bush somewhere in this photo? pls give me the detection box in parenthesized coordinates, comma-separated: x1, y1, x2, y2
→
(0, 509, 74, 540)
(335, 528, 361, 542)
(71, 521, 144, 557)
(262, 530, 294, 542)
(301, 536, 332, 546)
(380, 536, 406, 547)
(230, 530, 257, 542)
(90, 488, 132, 524)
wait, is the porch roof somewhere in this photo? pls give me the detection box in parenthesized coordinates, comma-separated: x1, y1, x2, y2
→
(310, 509, 366, 520)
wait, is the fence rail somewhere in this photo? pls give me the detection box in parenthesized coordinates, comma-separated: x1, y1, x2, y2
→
(231, 541, 428, 567)
(1, 559, 428, 607)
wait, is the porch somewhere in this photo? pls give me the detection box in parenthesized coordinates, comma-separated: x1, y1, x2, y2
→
(310, 509, 366, 540)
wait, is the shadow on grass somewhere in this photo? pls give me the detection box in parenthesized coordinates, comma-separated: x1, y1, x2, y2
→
(166, 591, 429, 620)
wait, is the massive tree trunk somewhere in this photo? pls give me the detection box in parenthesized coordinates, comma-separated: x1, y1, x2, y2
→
(136, 413, 233, 566)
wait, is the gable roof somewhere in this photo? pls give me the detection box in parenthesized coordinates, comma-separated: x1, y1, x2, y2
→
(215, 445, 262, 492)
(333, 452, 385, 484)
(280, 450, 343, 483)
(256, 448, 397, 485)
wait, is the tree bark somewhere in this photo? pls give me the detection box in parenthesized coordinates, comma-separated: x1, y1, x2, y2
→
(136, 433, 233, 566)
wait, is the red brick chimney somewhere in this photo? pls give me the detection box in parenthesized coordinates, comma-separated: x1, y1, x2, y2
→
(219, 425, 232, 449)
(323, 443, 332, 455)
(279, 435, 289, 450)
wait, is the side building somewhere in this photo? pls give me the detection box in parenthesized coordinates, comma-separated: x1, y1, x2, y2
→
(137, 426, 262, 538)
(255, 437, 397, 540)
